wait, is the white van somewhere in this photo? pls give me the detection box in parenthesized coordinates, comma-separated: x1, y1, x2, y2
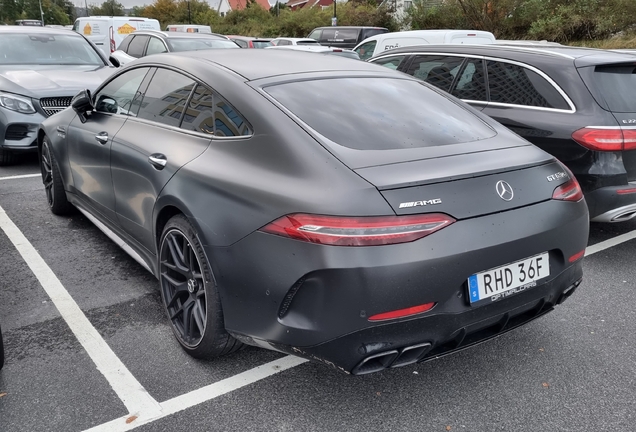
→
(73, 16, 160, 55)
(354, 30, 496, 61)
(165, 24, 212, 34)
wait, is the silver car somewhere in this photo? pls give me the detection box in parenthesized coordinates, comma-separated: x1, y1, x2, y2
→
(0, 26, 115, 165)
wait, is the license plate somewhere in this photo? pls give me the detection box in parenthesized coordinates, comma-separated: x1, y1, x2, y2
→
(468, 253, 550, 303)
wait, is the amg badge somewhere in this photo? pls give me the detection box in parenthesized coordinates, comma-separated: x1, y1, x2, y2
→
(399, 198, 442, 208)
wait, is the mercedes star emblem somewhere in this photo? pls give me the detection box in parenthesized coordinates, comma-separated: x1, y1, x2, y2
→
(496, 180, 514, 201)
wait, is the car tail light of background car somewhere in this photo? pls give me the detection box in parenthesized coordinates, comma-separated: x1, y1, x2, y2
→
(572, 127, 636, 151)
(261, 213, 455, 246)
(109, 26, 116, 53)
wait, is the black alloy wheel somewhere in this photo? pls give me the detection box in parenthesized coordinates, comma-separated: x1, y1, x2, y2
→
(40, 137, 72, 215)
(159, 215, 242, 359)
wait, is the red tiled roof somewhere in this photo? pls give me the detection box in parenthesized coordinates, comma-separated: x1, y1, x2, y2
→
(228, 0, 272, 10)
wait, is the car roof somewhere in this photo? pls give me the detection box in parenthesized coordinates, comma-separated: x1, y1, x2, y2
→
(156, 49, 395, 81)
(273, 37, 316, 41)
(0, 26, 78, 35)
(132, 30, 228, 40)
(372, 44, 636, 64)
(267, 46, 354, 53)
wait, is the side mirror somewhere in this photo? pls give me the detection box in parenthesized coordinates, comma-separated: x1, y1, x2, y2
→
(72, 89, 94, 123)
(109, 55, 121, 68)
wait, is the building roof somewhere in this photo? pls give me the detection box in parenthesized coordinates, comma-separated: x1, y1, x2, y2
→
(228, 0, 272, 10)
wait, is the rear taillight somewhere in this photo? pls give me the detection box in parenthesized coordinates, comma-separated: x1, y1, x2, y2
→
(109, 26, 116, 53)
(368, 302, 436, 321)
(572, 127, 636, 151)
(260, 213, 455, 246)
(552, 177, 583, 202)
(248, 41, 254, 48)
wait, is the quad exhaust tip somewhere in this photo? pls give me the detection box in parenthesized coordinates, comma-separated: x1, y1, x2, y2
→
(352, 342, 432, 375)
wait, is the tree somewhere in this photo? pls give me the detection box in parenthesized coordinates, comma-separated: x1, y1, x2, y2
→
(89, 0, 125, 16)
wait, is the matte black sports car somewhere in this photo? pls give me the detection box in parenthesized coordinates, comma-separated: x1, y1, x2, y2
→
(369, 45, 636, 223)
(38, 50, 589, 375)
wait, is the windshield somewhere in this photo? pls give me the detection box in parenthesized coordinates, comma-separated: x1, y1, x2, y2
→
(167, 38, 240, 52)
(0, 33, 104, 65)
(265, 78, 495, 150)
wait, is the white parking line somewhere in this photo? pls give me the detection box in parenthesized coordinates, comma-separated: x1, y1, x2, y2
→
(585, 229, 636, 256)
(0, 173, 40, 181)
(0, 205, 162, 417)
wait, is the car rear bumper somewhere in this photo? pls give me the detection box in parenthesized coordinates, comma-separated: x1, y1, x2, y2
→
(210, 199, 589, 373)
(586, 184, 636, 222)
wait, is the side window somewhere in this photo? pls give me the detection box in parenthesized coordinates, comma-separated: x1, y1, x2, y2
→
(372, 55, 405, 71)
(234, 39, 247, 48)
(136, 68, 196, 127)
(146, 37, 167, 55)
(127, 35, 149, 58)
(94, 68, 150, 115)
(405, 55, 465, 92)
(308, 29, 322, 40)
(181, 84, 252, 137)
(355, 41, 376, 61)
(278, 40, 291, 46)
(451, 59, 487, 101)
(118, 35, 133, 53)
(486, 60, 570, 109)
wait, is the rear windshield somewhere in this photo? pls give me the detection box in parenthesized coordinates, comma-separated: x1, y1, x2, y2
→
(296, 40, 320, 45)
(252, 41, 273, 48)
(591, 64, 636, 112)
(167, 38, 239, 52)
(265, 78, 496, 150)
(0, 33, 103, 65)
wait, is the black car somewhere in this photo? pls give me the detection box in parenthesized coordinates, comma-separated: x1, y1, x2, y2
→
(38, 50, 588, 375)
(110, 30, 239, 67)
(369, 45, 636, 222)
(307, 26, 388, 49)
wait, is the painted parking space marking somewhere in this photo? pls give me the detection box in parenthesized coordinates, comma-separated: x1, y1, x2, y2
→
(84, 355, 308, 432)
(0, 205, 162, 417)
(585, 229, 636, 256)
(0, 173, 40, 181)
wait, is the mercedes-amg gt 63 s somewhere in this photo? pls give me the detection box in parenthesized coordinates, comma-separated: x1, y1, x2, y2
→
(38, 50, 589, 375)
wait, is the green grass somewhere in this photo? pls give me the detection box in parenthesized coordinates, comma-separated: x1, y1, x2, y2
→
(569, 33, 636, 49)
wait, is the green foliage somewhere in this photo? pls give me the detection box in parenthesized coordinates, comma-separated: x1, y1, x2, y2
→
(1, 0, 75, 25)
(89, 0, 125, 16)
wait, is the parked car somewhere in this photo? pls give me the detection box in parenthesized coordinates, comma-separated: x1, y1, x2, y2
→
(270, 37, 320, 46)
(0, 26, 116, 165)
(266, 45, 360, 59)
(227, 36, 273, 48)
(369, 45, 636, 222)
(72, 16, 160, 56)
(110, 30, 239, 66)
(165, 24, 212, 34)
(39, 49, 587, 375)
(307, 26, 388, 49)
(354, 30, 496, 61)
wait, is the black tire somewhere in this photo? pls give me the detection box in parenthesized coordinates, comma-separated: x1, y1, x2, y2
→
(159, 214, 242, 359)
(41, 137, 73, 215)
(0, 148, 15, 166)
(0, 324, 4, 370)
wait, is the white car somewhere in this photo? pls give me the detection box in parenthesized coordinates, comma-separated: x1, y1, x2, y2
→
(266, 45, 359, 60)
(270, 37, 321, 46)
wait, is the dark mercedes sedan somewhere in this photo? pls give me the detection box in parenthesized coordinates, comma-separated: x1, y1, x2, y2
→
(369, 45, 636, 223)
(0, 26, 115, 165)
(38, 50, 588, 375)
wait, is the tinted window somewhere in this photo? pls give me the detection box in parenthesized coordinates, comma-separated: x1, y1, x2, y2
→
(355, 40, 376, 61)
(487, 60, 569, 109)
(118, 35, 133, 52)
(181, 85, 252, 137)
(94, 68, 149, 115)
(252, 40, 273, 48)
(372, 55, 405, 70)
(166, 38, 239, 51)
(233, 39, 247, 48)
(297, 40, 319, 45)
(361, 28, 387, 40)
(265, 78, 495, 150)
(0, 33, 103, 65)
(308, 29, 321, 40)
(591, 65, 636, 112)
(452, 59, 487, 101)
(406, 55, 465, 92)
(321, 28, 359, 43)
(146, 37, 167, 55)
(127, 35, 149, 58)
(137, 69, 196, 127)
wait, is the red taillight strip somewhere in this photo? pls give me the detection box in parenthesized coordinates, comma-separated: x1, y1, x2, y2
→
(572, 127, 636, 151)
(569, 250, 585, 263)
(552, 178, 583, 202)
(617, 187, 636, 195)
(260, 213, 455, 246)
(368, 302, 436, 321)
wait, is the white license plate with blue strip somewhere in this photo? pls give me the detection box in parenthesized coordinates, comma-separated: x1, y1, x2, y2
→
(468, 253, 550, 303)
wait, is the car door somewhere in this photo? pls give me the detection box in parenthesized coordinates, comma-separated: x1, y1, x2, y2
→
(109, 68, 211, 252)
(66, 67, 151, 222)
(481, 59, 575, 157)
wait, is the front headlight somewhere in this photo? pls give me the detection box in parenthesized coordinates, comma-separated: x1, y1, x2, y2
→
(0, 92, 36, 114)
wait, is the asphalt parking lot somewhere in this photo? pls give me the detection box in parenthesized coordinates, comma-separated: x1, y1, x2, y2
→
(1, 154, 635, 432)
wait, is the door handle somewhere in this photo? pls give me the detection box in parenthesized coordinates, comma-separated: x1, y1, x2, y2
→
(148, 153, 167, 170)
(95, 132, 108, 144)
